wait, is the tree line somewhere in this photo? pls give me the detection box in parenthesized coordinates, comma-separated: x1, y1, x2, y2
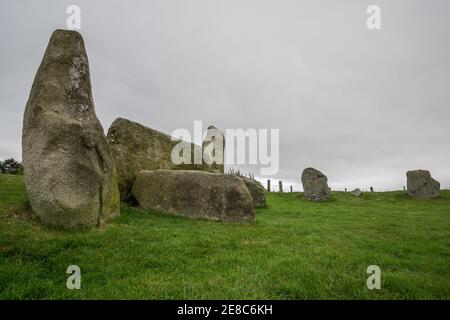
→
(0, 158, 23, 175)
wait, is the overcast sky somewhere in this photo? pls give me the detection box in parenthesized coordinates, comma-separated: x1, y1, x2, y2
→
(1, 0, 449, 191)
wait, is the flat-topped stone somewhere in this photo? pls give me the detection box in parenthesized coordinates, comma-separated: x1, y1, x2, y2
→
(132, 170, 255, 222)
(351, 188, 363, 197)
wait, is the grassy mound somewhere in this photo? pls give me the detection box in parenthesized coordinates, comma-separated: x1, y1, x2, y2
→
(0, 174, 449, 299)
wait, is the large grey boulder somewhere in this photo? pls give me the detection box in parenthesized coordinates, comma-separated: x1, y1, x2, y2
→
(22, 30, 120, 229)
(407, 170, 440, 199)
(301, 167, 331, 201)
(350, 188, 363, 197)
(239, 176, 266, 208)
(107, 118, 222, 201)
(131, 170, 255, 222)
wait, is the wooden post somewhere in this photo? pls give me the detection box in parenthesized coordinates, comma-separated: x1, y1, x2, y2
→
(267, 180, 271, 192)
(290, 185, 293, 192)
(279, 181, 283, 192)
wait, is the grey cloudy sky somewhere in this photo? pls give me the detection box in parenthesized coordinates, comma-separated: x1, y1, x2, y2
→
(1, 0, 449, 191)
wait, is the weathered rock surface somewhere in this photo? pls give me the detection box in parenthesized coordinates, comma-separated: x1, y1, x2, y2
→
(239, 176, 266, 208)
(350, 188, 363, 197)
(407, 170, 440, 199)
(301, 167, 331, 201)
(107, 118, 221, 201)
(131, 170, 255, 222)
(22, 30, 120, 229)
(202, 125, 225, 174)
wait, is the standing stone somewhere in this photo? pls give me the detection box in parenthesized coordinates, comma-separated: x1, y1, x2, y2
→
(202, 125, 225, 174)
(267, 180, 271, 192)
(290, 186, 293, 192)
(132, 170, 255, 222)
(239, 176, 266, 208)
(278, 181, 283, 192)
(406, 170, 440, 199)
(22, 30, 120, 229)
(351, 188, 363, 197)
(107, 118, 219, 201)
(301, 167, 331, 201)
(370, 187, 374, 192)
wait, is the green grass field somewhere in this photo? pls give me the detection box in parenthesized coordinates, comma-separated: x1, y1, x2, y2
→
(0, 174, 449, 299)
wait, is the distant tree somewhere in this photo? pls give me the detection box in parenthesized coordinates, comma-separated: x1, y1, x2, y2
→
(1, 158, 23, 175)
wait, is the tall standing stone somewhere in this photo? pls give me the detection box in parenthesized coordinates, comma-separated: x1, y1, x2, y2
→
(22, 30, 120, 229)
(406, 170, 440, 199)
(301, 167, 331, 201)
(202, 125, 225, 174)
